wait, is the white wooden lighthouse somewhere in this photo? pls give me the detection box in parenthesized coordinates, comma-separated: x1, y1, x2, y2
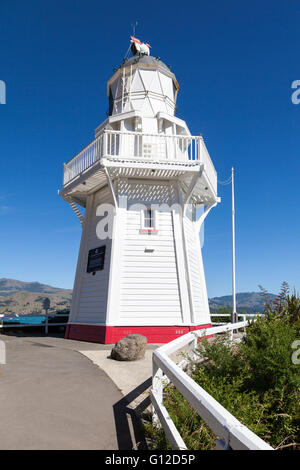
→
(59, 38, 219, 343)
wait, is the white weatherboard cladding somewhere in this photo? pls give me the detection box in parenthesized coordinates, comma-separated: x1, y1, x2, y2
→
(71, 186, 113, 324)
(69, 178, 211, 328)
(118, 179, 183, 324)
(183, 217, 210, 325)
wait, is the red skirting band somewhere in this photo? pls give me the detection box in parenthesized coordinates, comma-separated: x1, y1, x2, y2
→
(65, 323, 212, 344)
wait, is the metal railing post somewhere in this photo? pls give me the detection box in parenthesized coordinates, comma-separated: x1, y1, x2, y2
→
(45, 310, 48, 335)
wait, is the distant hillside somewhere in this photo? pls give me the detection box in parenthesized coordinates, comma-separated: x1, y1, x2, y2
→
(0, 279, 275, 316)
(0, 291, 72, 315)
(0, 278, 72, 315)
(209, 291, 276, 314)
(0, 278, 71, 297)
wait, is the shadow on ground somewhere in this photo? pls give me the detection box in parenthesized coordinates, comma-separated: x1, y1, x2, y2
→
(113, 377, 152, 450)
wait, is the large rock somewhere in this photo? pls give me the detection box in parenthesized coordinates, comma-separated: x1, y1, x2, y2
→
(110, 334, 147, 361)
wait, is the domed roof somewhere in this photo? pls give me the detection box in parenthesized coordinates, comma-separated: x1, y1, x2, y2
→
(119, 54, 171, 74)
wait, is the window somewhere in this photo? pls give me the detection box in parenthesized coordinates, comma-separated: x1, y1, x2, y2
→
(140, 208, 158, 233)
(144, 208, 154, 228)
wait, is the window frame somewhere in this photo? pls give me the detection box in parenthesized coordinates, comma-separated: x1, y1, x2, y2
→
(140, 207, 158, 233)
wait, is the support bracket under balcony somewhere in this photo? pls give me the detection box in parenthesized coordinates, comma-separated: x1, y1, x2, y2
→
(195, 202, 217, 234)
(64, 197, 84, 225)
(104, 166, 118, 208)
(183, 164, 204, 214)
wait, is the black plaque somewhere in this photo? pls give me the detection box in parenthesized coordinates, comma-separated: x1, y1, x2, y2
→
(87, 245, 106, 273)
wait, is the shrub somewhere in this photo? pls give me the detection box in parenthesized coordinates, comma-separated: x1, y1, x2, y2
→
(147, 283, 300, 450)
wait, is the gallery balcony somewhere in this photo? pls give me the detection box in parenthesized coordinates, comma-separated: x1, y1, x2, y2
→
(61, 130, 218, 201)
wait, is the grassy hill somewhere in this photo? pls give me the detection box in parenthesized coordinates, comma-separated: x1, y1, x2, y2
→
(209, 291, 276, 313)
(0, 278, 275, 315)
(0, 278, 71, 297)
(0, 291, 72, 315)
(0, 279, 72, 315)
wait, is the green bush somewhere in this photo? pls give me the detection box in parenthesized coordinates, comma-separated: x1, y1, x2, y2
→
(146, 283, 300, 450)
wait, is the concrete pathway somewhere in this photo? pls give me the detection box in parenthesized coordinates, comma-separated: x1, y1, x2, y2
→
(0, 334, 124, 450)
(0, 332, 207, 450)
(80, 348, 158, 398)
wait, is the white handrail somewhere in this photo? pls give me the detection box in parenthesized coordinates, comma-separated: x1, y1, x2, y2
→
(210, 313, 263, 326)
(62, 130, 218, 192)
(151, 321, 273, 450)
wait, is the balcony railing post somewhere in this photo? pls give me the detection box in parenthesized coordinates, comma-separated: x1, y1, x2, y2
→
(174, 135, 178, 160)
(199, 136, 202, 163)
(103, 131, 108, 157)
(63, 163, 67, 185)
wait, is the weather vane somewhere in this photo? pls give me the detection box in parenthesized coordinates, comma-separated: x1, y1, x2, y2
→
(124, 22, 151, 58)
(131, 21, 138, 37)
(130, 21, 151, 57)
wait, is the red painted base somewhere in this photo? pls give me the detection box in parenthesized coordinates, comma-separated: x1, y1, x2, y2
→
(65, 323, 212, 344)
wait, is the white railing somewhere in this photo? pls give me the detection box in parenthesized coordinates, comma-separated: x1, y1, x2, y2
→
(63, 133, 105, 186)
(151, 321, 273, 450)
(210, 313, 262, 325)
(63, 130, 217, 192)
(0, 312, 69, 335)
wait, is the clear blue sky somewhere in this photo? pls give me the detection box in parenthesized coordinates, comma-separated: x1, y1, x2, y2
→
(0, 0, 299, 297)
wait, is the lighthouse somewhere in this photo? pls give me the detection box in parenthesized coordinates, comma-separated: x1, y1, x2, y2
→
(59, 38, 219, 344)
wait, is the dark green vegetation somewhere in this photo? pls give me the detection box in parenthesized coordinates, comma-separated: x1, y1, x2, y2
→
(146, 283, 300, 450)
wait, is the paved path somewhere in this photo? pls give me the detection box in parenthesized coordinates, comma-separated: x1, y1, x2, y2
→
(0, 334, 124, 450)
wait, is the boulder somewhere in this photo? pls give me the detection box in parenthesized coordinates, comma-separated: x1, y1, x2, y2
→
(110, 334, 147, 361)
